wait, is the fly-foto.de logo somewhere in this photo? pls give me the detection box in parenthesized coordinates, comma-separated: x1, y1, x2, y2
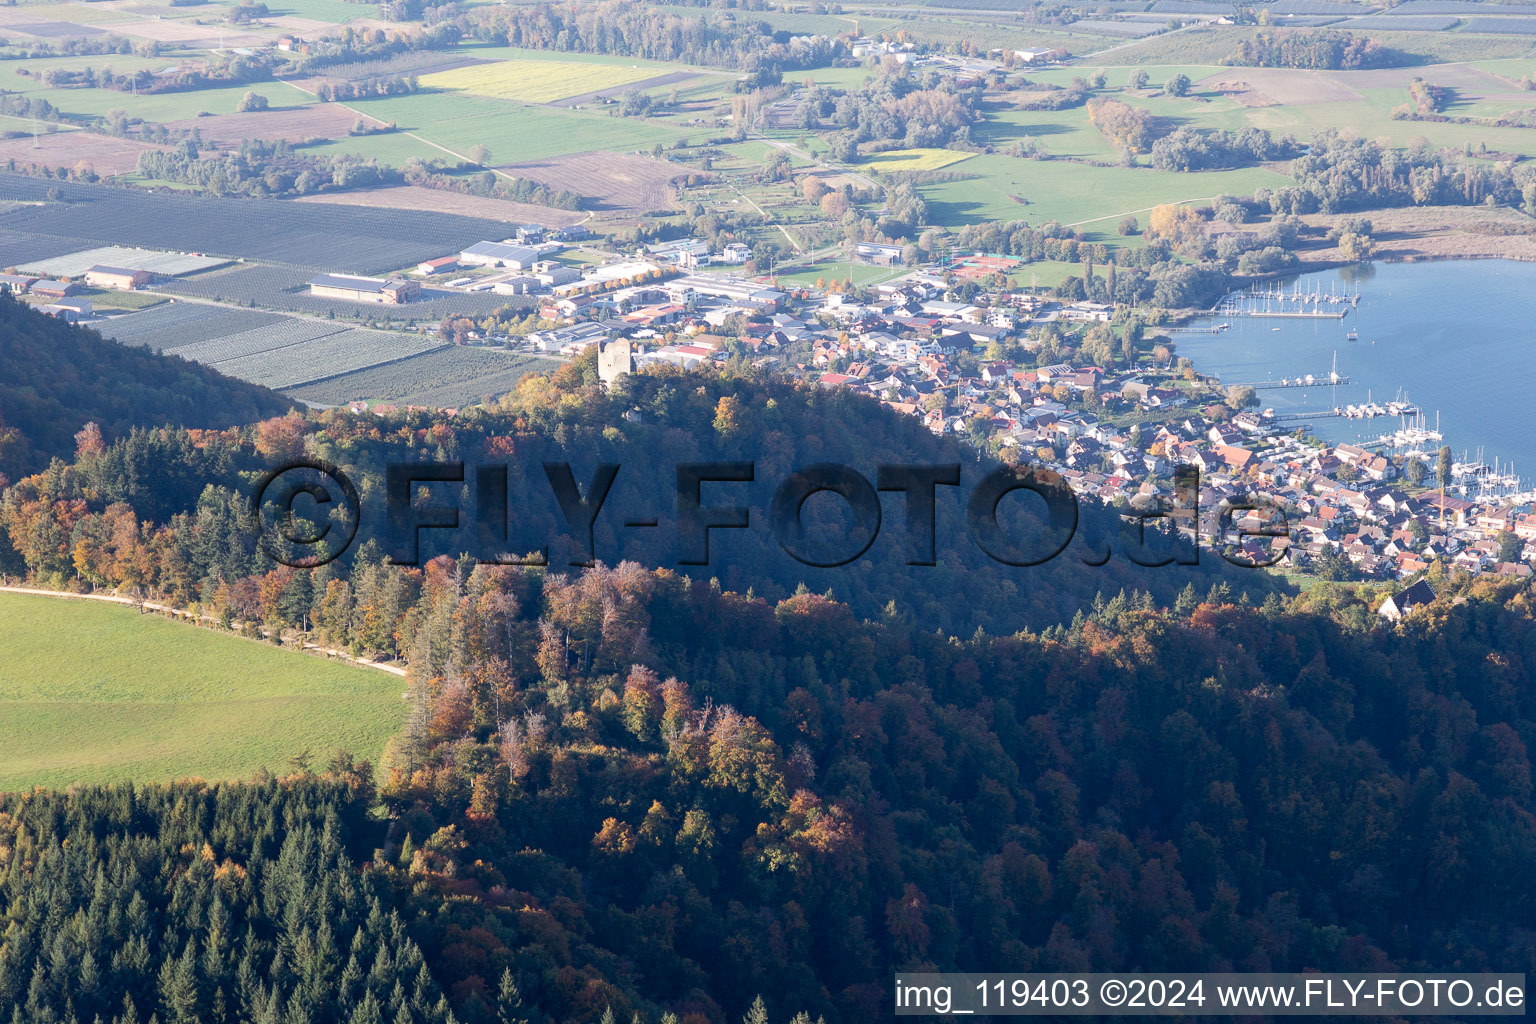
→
(249, 459, 1288, 570)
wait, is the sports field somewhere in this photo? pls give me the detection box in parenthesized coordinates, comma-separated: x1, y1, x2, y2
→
(0, 593, 405, 791)
(420, 59, 660, 104)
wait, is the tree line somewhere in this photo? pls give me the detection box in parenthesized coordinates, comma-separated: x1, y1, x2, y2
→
(2, 339, 1534, 1022)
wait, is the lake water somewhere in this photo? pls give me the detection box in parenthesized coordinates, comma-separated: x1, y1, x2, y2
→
(1179, 259, 1536, 474)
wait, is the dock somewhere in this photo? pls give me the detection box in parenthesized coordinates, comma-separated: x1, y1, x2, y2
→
(1229, 376, 1352, 390)
(1270, 410, 1346, 423)
(1213, 282, 1359, 321)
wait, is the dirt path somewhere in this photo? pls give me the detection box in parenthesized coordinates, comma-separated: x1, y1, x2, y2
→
(0, 585, 408, 677)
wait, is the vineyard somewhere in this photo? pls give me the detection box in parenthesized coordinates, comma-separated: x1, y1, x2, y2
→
(0, 229, 84, 271)
(155, 263, 313, 304)
(213, 328, 445, 389)
(102, 302, 287, 351)
(0, 174, 520, 273)
(289, 346, 560, 407)
(103, 302, 446, 389)
(1458, 16, 1536, 33)
(309, 52, 493, 82)
(164, 318, 351, 365)
(1343, 14, 1461, 30)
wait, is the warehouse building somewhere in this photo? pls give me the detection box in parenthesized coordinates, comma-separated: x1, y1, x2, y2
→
(459, 241, 540, 270)
(307, 273, 421, 304)
(85, 265, 153, 290)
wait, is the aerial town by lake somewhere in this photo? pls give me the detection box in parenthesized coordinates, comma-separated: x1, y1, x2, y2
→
(7, 204, 1533, 585)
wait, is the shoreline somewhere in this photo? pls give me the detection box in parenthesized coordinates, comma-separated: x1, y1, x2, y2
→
(1172, 256, 1533, 508)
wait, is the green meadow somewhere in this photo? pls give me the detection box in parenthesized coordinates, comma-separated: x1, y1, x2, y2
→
(341, 92, 688, 162)
(918, 154, 1294, 233)
(0, 593, 405, 792)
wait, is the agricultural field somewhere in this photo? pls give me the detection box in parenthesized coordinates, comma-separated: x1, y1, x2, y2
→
(420, 59, 661, 104)
(498, 151, 692, 216)
(298, 52, 493, 83)
(101, 300, 288, 351)
(293, 185, 588, 226)
(159, 103, 363, 148)
(75, 287, 167, 311)
(163, 317, 351, 365)
(152, 262, 314, 304)
(917, 154, 1295, 235)
(551, 70, 705, 110)
(211, 327, 446, 389)
(19, 244, 228, 278)
(342, 92, 689, 165)
(862, 148, 978, 172)
(1, 229, 99, 271)
(1085, 22, 1536, 64)
(0, 132, 162, 177)
(288, 346, 561, 407)
(0, 592, 404, 791)
(0, 174, 523, 272)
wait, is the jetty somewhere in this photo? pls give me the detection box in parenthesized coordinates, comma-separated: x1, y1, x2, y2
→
(1214, 281, 1358, 320)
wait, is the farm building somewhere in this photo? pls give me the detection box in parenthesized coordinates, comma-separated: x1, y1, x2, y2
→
(460, 241, 540, 270)
(1014, 47, 1068, 63)
(416, 257, 459, 276)
(38, 299, 91, 321)
(307, 273, 422, 304)
(516, 224, 546, 245)
(85, 265, 153, 290)
(553, 225, 591, 242)
(31, 280, 81, 299)
(0, 273, 37, 293)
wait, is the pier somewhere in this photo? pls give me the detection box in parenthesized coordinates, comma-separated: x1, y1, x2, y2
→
(1229, 376, 1352, 390)
(1213, 282, 1359, 320)
(1166, 323, 1230, 335)
(1270, 410, 1347, 423)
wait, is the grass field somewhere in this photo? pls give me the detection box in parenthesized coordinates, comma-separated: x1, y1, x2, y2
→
(342, 92, 687, 163)
(0, 593, 405, 792)
(863, 147, 977, 172)
(420, 59, 660, 104)
(919, 154, 1293, 233)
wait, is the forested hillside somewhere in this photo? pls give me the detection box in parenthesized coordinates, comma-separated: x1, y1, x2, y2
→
(0, 351, 1268, 634)
(0, 294, 293, 484)
(2, 358, 1533, 1024)
(0, 768, 470, 1024)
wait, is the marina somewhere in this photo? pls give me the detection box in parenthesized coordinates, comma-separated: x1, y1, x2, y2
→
(1179, 261, 1536, 498)
(1212, 282, 1359, 320)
